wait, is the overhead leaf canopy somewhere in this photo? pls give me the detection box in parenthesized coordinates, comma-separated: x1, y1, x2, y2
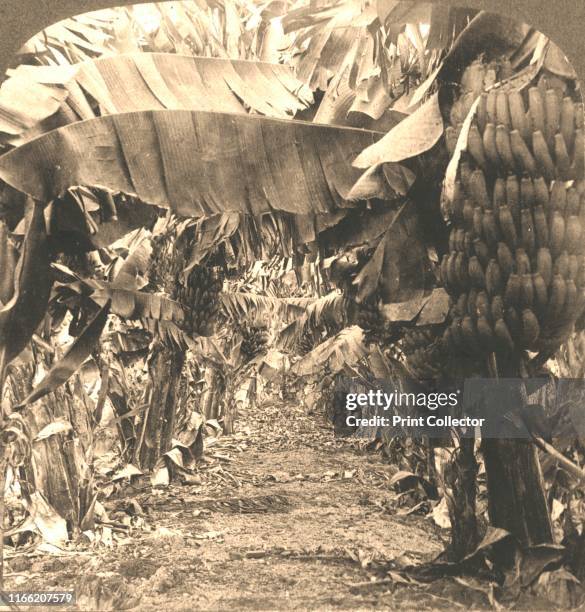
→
(284, 1, 377, 91)
(0, 53, 313, 143)
(0, 110, 383, 217)
(1, 1, 583, 90)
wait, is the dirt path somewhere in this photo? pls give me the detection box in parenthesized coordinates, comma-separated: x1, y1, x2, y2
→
(8, 399, 445, 610)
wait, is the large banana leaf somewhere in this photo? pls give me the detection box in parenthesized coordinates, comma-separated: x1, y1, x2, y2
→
(0, 53, 313, 144)
(0, 110, 382, 217)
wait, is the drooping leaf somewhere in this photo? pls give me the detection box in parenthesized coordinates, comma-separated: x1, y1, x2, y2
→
(347, 165, 393, 201)
(416, 288, 450, 325)
(353, 92, 443, 168)
(221, 292, 313, 325)
(105, 288, 185, 325)
(277, 291, 348, 349)
(382, 164, 417, 196)
(292, 326, 367, 376)
(26, 491, 69, 546)
(0, 53, 314, 144)
(15, 301, 110, 409)
(52, 266, 187, 327)
(352, 200, 430, 304)
(284, 1, 377, 91)
(183, 213, 241, 276)
(258, 349, 290, 382)
(185, 335, 229, 369)
(0, 110, 382, 218)
(111, 464, 143, 481)
(349, 76, 396, 122)
(353, 234, 386, 304)
(47, 189, 160, 253)
(303, 292, 348, 329)
(442, 64, 542, 212)
(0, 198, 52, 378)
(313, 66, 405, 131)
(347, 162, 416, 201)
(544, 40, 578, 79)
(319, 206, 398, 250)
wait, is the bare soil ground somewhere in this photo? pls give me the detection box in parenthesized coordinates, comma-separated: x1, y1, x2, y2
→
(5, 398, 454, 611)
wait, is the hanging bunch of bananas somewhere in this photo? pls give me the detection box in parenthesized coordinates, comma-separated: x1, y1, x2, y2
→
(239, 323, 270, 361)
(444, 57, 511, 153)
(356, 299, 384, 340)
(183, 265, 223, 336)
(356, 299, 399, 346)
(399, 326, 448, 381)
(441, 58, 585, 361)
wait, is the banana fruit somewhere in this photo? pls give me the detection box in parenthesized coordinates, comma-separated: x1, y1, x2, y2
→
(441, 61, 585, 359)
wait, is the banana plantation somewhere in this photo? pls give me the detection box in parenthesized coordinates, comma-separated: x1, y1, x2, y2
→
(1, 0, 585, 609)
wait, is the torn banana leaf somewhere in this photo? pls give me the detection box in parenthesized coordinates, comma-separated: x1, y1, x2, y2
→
(0, 110, 382, 217)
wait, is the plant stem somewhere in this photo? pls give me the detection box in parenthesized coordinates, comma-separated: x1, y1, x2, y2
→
(0, 458, 7, 592)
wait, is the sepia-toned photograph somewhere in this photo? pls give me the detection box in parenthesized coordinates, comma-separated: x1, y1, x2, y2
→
(0, 0, 584, 609)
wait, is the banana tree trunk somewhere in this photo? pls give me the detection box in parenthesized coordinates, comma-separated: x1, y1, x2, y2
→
(135, 342, 184, 471)
(480, 366, 553, 547)
(133, 227, 191, 471)
(201, 366, 220, 421)
(447, 437, 479, 560)
(6, 361, 94, 531)
(572, 532, 585, 581)
(482, 438, 552, 547)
